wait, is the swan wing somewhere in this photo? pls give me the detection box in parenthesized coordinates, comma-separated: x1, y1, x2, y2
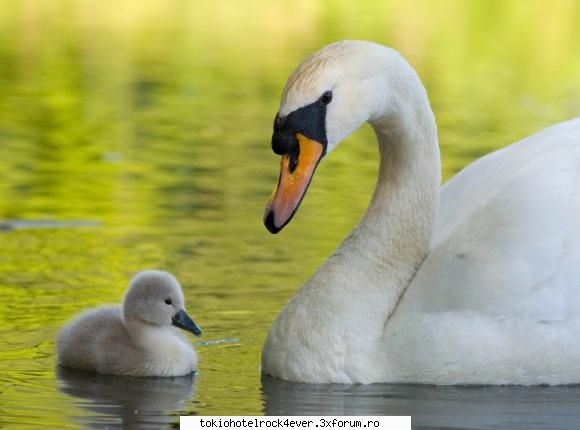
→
(402, 119, 580, 321)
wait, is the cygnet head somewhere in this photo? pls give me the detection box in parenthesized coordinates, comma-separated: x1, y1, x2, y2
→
(264, 40, 425, 233)
(123, 270, 202, 336)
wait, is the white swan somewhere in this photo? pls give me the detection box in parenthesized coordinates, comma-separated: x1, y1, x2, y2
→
(261, 40, 580, 385)
(57, 270, 202, 376)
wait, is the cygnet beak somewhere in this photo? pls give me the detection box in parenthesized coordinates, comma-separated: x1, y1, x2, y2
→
(172, 309, 202, 337)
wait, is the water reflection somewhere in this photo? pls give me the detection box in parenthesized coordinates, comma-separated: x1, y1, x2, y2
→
(57, 366, 196, 429)
(0, 219, 100, 231)
(261, 376, 580, 429)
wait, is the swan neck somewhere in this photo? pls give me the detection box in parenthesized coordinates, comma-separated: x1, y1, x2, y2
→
(262, 46, 442, 382)
(352, 99, 441, 270)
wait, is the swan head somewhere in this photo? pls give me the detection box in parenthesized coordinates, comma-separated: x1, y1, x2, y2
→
(122, 270, 202, 336)
(263, 40, 404, 233)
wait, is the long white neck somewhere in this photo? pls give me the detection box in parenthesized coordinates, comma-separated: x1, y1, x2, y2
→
(315, 94, 440, 331)
(263, 52, 441, 383)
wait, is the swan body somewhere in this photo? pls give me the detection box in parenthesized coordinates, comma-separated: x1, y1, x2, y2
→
(261, 40, 580, 384)
(57, 270, 202, 377)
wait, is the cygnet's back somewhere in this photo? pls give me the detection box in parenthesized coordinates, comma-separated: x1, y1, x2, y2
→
(57, 270, 202, 377)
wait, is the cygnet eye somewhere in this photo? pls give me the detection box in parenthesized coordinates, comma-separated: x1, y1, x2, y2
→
(164, 298, 172, 305)
(320, 90, 333, 105)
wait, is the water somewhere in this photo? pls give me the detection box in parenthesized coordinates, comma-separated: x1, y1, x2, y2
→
(262, 380, 580, 429)
(1, 1, 579, 428)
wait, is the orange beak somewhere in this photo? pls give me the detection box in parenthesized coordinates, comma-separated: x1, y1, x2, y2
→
(263, 133, 325, 233)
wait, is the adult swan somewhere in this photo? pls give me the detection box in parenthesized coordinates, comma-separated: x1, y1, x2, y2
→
(261, 40, 580, 384)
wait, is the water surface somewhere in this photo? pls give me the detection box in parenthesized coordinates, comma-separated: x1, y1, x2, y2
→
(1, 1, 580, 428)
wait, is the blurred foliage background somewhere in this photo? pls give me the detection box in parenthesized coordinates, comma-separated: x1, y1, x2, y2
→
(0, 0, 579, 426)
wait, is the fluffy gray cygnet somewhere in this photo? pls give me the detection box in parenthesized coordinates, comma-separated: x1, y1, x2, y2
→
(57, 270, 202, 377)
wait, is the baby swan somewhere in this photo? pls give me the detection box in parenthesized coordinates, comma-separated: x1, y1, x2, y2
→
(57, 270, 202, 377)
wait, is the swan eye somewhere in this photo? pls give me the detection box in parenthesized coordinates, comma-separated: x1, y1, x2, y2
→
(320, 91, 333, 105)
(164, 298, 172, 305)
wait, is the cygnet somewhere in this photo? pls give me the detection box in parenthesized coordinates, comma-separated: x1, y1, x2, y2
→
(57, 270, 202, 376)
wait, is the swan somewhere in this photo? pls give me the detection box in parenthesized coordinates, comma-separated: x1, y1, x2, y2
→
(261, 40, 580, 385)
(57, 270, 202, 376)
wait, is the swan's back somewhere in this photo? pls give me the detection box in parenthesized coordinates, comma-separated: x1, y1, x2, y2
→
(379, 119, 580, 384)
(402, 119, 580, 319)
(57, 306, 132, 373)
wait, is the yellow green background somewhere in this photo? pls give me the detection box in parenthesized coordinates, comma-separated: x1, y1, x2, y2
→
(0, 0, 579, 427)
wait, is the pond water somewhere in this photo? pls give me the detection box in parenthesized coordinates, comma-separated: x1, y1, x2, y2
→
(1, 1, 580, 429)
